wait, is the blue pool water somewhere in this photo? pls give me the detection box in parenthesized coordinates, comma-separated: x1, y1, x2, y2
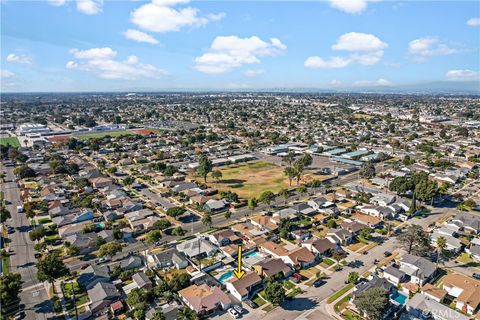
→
(392, 292, 408, 305)
(244, 251, 259, 258)
(95, 223, 105, 229)
(218, 270, 234, 283)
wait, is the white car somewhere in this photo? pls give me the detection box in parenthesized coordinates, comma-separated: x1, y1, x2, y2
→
(233, 305, 243, 314)
(228, 308, 240, 319)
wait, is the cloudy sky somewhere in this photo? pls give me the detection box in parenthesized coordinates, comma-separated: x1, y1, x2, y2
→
(1, 0, 479, 92)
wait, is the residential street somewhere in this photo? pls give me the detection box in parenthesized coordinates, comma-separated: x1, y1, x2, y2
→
(2, 167, 53, 320)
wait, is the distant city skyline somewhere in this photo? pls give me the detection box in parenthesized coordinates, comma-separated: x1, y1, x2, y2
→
(1, 0, 479, 92)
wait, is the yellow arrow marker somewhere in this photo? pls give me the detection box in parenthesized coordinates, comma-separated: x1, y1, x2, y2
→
(233, 245, 245, 279)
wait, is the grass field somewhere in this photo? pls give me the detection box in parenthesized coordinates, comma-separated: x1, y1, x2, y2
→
(75, 131, 136, 140)
(327, 283, 354, 303)
(0, 136, 20, 147)
(198, 160, 289, 199)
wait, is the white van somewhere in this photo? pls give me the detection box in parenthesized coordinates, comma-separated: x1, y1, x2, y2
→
(16, 205, 23, 213)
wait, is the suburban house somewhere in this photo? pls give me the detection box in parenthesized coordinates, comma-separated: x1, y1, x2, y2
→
(204, 199, 229, 213)
(403, 293, 469, 320)
(430, 232, 463, 253)
(301, 238, 337, 257)
(252, 258, 293, 279)
(208, 229, 241, 247)
(123, 271, 153, 295)
(176, 237, 217, 259)
(87, 282, 121, 315)
(399, 254, 437, 286)
(78, 265, 110, 290)
(225, 271, 263, 301)
(326, 229, 354, 246)
(179, 284, 232, 315)
(442, 273, 480, 315)
(147, 248, 189, 270)
(281, 247, 316, 269)
(382, 266, 406, 286)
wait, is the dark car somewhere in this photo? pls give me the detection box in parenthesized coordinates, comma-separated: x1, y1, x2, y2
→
(289, 276, 300, 283)
(373, 259, 379, 265)
(473, 273, 480, 280)
(34, 253, 42, 259)
(313, 279, 326, 287)
(384, 251, 392, 257)
(80, 264, 90, 270)
(363, 251, 368, 255)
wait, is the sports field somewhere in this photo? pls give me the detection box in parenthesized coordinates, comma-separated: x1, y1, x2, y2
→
(76, 131, 136, 140)
(196, 160, 289, 199)
(0, 136, 20, 147)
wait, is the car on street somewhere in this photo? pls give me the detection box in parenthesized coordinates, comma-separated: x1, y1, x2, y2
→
(473, 273, 480, 280)
(13, 311, 25, 320)
(373, 259, 379, 265)
(384, 251, 392, 257)
(313, 279, 326, 287)
(96, 257, 110, 264)
(16, 205, 23, 213)
(228, 308, 240, 318)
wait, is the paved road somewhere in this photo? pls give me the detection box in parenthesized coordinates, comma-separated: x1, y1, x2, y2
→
(241, 209, 450, 320)
(2, 167, 53, 320)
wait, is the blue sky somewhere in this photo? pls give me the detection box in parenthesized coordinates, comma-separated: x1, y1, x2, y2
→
(1, 0, 479, 92)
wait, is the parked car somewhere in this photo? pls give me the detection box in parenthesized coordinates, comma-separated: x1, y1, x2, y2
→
(313, 279, 326, 287)
(233, 305, 243, 314)
(96, 257, 110, 264)
(80, 264, 90, 270)
(228, 308, 240, 319)
(373, 259, 379, 265)
(289, 276, 300, 283)
(292, 273, 302, 280)
(34, 253, 42, 259)
(473, 273, 480, 280)
(384, 251, 392, 257)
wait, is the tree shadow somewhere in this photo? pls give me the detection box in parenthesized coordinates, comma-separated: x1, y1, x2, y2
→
(281, 297, 318, 311)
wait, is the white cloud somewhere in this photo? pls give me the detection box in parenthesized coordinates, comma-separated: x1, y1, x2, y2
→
(244, 69, 265, 77)
(329, 0, 378, 14)
(70, 47, 117, 60)
(305, 32, 387, 69)
(332, 32, 387, 52)
(66, 47, 167, 80)
(123, 29, 159, 44)
(304, 56, 352, 69)
(130, 0, 225, 33)
(194, 36, 286, 74)
(446, 69, 479, 81)
(6, 53, 32, 64)
(466, 17, 480, 27)
(76, 0, 103, 15)
(408, 37, 458, 61)
(353, 78, 393, 87)
(1, 70, 15, 78)
(47, 0, 66, 7)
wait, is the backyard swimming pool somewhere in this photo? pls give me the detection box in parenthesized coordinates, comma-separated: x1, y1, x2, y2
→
(392, 292, 408, 305)
(218, 270, 234, 283)
(244, 251, 259, 258)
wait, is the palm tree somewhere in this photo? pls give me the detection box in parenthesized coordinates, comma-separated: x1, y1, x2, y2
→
(201, 212, 213, 229)
(436, 236, 446, 268)
(177, 307, 198, 320)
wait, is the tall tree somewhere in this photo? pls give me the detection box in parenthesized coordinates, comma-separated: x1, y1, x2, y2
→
(264, 279, 286, 305)
(436, 236, 446, 268)
(259, 191, 275, 208)
(398, 224, 431, 256)
(360, 161, 376, 179)
(197, 155, 213, 183)
(98, 242, 122, 258)
(284, 167, 296, 187)
(293, 159, 305, 185)
(283, 151, 296, 167)
(201, 212, 213, 228)
(247, 197, 258, 214)
(36, 252, 70, 285)
(0, 273, 21, 306)
(356, 288, 389, 320)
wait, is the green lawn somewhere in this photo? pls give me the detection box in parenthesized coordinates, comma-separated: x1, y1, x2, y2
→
(286, 287, 302, 299)
(282, 280, 296, 291)
(2, 255, 11, 274)
(327, 283, 354, 303)
(0, 136, 20, 147)
(253, 294, 266, 307)
(76, 131, 135, 140)
(190, 160, 288, 199)
(322, 258, 335, 266)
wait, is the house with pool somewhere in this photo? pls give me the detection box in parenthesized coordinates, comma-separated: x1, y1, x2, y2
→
(224, 271, 263, 301)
